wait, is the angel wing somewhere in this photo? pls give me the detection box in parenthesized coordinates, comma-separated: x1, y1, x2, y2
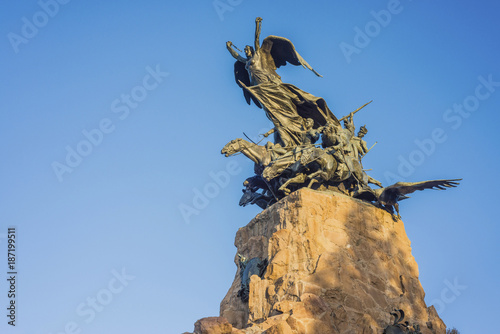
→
(233, 35, 322, 107)
(261, 35, 322, 77)
(386, 179, 462, 197)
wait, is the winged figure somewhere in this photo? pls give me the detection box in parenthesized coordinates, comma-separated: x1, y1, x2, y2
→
(226, 17, 338, 147)
(354, 179, 462, 219)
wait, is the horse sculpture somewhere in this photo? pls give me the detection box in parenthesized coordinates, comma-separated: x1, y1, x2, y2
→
(222, 138, 344, 195)
(221, 137, 372, 196)
(271, 146, 339, 195)
(221, 138, 272, 166)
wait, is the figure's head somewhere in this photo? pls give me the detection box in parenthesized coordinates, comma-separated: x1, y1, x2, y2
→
(323, 122, 335, 134)
(244, 45, 255, 58)
(239, 189, 253, 207)
(304, 118, 314, 130)
(358, 125, 368, 138)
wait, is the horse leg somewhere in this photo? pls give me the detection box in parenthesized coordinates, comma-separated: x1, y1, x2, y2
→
(306, 170, 328, 188)
(279, 173, 307, 195)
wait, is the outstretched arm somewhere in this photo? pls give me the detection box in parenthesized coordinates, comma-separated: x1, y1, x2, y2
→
(254, 17, 262, 52)
(346, 112, 355, 132)
(348, 112, 354, 124)
(262, 128, 275, 138)
(359, 140, 369, 156)
(226, 41, 247, 63)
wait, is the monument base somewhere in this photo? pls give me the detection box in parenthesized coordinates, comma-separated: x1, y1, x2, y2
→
(186, 188, 447, 333)
(222, 188, 446, 334)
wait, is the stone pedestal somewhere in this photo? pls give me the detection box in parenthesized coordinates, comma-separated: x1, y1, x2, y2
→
(219, 188, 446, 334)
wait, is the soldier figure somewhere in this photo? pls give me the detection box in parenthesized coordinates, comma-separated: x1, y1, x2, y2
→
(351, 125, 369, 161)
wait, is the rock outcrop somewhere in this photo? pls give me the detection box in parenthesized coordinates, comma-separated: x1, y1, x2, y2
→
(188, 188, 446, 334)
(183, 317, 244, 334)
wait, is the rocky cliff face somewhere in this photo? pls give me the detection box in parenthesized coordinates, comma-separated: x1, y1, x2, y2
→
(188, 188, 446, 334)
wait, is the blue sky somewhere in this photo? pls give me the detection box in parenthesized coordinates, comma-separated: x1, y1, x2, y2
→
(1, 1, 499, 333)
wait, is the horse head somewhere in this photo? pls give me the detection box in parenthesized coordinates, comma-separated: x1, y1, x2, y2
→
(222, 138, 269, 166)
(221, 138, 243, 157)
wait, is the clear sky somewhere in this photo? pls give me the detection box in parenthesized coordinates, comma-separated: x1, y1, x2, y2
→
(1, 1, 499, 333)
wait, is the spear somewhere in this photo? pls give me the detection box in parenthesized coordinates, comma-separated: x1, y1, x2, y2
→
(339, 100, 373, 122)
(231, 44, 243, 53)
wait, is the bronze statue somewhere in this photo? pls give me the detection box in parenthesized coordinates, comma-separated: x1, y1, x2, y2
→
(237, 254, 268, 302)
(354, 179, 462, 220)
(239, 176, 274, 209)
(276, 146, 338, 195)
(383, 309, 422, 334)
(221, 138, 271, 166)
(226, 17, 338, 147)
(320, 118, 371, 191)
(351, 125, 369, 160)
(221, 17, 461, 217)
(239, 187, 271, 209)
(350, 125, 383, 188)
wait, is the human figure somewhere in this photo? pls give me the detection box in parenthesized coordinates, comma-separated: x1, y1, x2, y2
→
(351, 125, 369, 161)
(301, 118, 322, 146)
(351, 125, 383, 188)
(226, 17, 339, 147)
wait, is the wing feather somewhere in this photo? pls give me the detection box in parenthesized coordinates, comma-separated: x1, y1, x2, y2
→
(261, 35, 322, 77)
(388, 179, 462, 196)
